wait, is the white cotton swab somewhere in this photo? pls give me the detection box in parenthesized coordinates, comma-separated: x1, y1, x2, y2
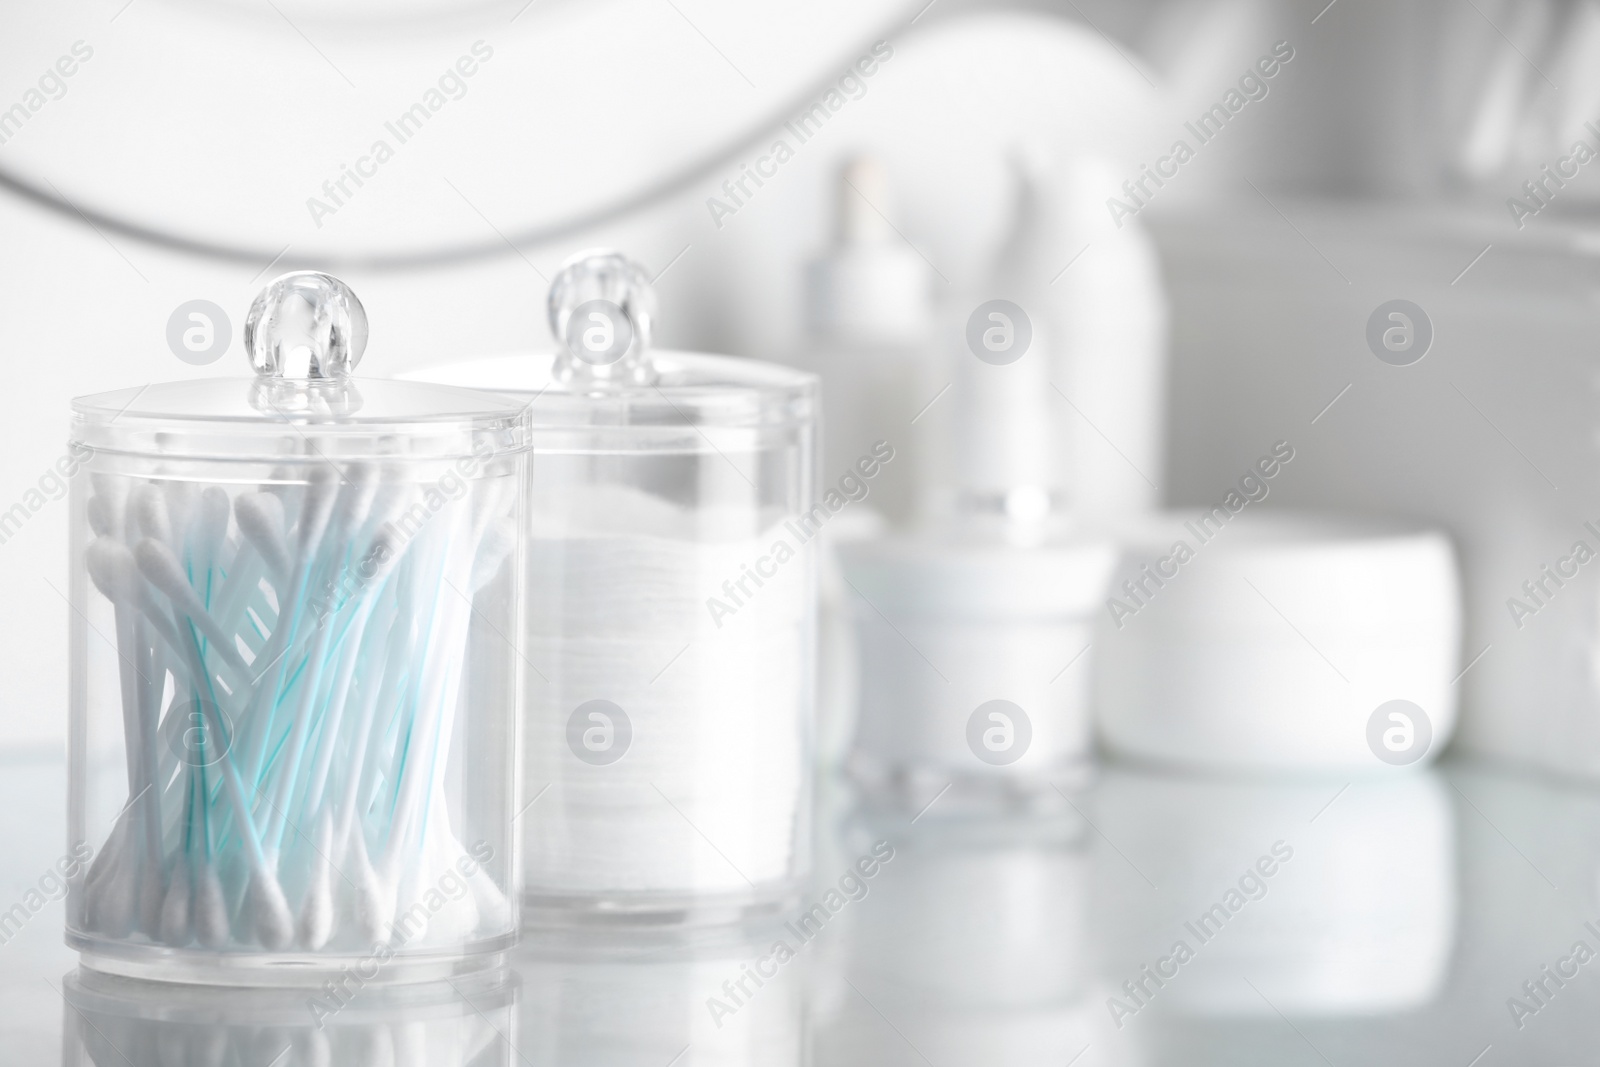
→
(343, 594, 414, 944)
(381, 495, 510, 946)
(88, 475, 128, 539)
(156, 492, 236, 949)
(158, 856, 191, 945)
(297, 808, 337, 950)
(134, 539, 255, 680)
(83, 539, 166, 941)
(88, 531, 291, 949)
(86, 459, 517, 963)
(239, 470, 339, 785)
(130, 483, 174, 548)
(193, 863, 228, 948)
(162, 480, 199, 552)
(189, 487, 232, 600)
(220, 491, 288, 623)
(173, 622, 294, 951)
(234, 491, 290, 574)
(295, 535, 406, 948)
(87, 494, 116, 539)
(131, 638, 165, 940)
(84, 540, 245, 692)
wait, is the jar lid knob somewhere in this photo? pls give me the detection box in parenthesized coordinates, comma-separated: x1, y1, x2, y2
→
(547, 250, 657, 387)
(245, 271, 369, 381)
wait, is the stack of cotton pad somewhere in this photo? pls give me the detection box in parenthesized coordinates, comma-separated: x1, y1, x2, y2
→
(1094, 511, 1461, 771)
(521, 484, 809, 906)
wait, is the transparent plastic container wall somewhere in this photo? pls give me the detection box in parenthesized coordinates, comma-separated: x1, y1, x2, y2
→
(67, 273, 527, 983)
(411, 251, 819, 924)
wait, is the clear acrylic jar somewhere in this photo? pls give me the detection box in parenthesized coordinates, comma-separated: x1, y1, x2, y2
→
(67, 273, 527, 983)
(411, 252, 817, 924)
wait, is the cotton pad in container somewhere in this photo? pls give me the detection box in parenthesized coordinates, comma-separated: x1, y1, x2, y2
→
(408, 250, 818, 925)
(1094, 510, 1461, 772)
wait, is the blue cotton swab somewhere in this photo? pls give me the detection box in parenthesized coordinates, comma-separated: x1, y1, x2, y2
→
(135, 540, 256, 682)
(84, 459, 515, 959)
(89, 537, 293, 949)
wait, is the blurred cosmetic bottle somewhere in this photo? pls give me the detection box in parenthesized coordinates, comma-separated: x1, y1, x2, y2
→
(802, 157, 934, 771)
(842, 151, 1129, 803)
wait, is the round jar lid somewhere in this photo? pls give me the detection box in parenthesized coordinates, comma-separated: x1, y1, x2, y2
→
(71, 272, 527, 462)
(412, 349, 813, 427)
(839, 536, 1117, 621)
(403, 251, 815, 452)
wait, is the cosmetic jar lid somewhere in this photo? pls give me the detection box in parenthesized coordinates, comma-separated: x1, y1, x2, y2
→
(838, 536, 1117, 621)
(404, 250, 815, 454)
(72, 272, 528, 463)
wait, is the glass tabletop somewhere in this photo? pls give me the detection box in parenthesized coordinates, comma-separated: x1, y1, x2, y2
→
(8, 753, 1597, 1065)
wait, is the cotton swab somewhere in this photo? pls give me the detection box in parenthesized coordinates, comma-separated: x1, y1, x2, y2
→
(294, 530, 407, 948)
(234, 492, 290, 573)
(134, 539, 255, 679)
(82, 463, 516, 961)
(82, 523, 164, 940)
(86, 540, 252, 693)
(166, 572, 296, 950)
(131, 483, 174, 548)
(85, 524, 286, 949)
(70, 270, 526, 975)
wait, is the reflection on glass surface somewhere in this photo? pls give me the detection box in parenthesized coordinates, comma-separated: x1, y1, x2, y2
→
(516, 924, 804, 1066)
(61, 967, 516, 1066)
(815, 795, 1130, 1067)
(1093, 769, 1457, 1019)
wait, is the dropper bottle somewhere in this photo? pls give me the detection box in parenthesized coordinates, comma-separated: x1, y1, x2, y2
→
(839, 152, 1117, 805)
(802, 156, 933, 527)
(803, 158, 936, 769)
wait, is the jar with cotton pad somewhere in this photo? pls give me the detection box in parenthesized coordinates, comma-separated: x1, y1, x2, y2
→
(68, 272, 527, 983)
(407, 250, 818, 925)
(1094, 511, 1461, 772)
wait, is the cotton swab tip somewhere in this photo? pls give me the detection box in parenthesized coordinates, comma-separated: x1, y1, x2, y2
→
(86, 495, 113, 538)
(195, 486, 231, 547)
(354, 869, 394, 944)
(133, 538, 194, 605)
(235, 492, 291, 577)
(159, 871, 191, 946)
(85, 538, 145, 606)
(130, 483, 173, 546)
(298, 813, 336, 949)
(195, 866, 230, 948)
(251, 874, 295, 950)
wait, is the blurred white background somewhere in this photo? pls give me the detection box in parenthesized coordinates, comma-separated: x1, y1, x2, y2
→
(14, 5, 1600, 1065)
(6, 0, 1600, 777)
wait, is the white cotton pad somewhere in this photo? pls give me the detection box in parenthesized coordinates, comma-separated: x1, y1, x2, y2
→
(1094, 510, 1461, 773)
(521, 487, 810, 900)
(407, 315, 821, 924)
